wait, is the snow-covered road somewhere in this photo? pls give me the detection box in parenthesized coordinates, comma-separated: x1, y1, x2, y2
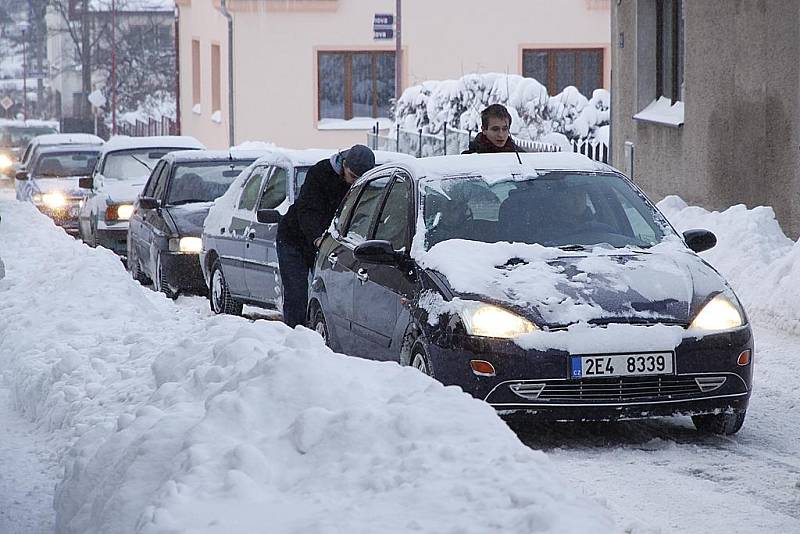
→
(2, 188, 800, 533)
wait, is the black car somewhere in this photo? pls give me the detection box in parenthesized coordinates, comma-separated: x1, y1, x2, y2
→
(127, 150, 265, 298)
(308, 153, 753, 435)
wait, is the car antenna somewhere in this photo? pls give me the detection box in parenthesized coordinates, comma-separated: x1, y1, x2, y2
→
(514, 145, 522, 165)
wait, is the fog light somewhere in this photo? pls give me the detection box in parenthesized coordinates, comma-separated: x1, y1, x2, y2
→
(737, 350, 751, 366)
(470, 360, 496, 377)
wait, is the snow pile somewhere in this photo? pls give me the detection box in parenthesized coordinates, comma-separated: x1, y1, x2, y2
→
(117, 93, 176, 126)
(395, 73, 610, 143)
(658, 195, 800, 334)
(0, 197, 614, 533)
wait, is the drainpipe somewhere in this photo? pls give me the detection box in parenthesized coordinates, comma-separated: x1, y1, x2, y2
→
(218, 0, 235, 146)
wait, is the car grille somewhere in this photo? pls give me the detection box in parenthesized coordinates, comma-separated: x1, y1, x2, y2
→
(527, 375, 724, 402)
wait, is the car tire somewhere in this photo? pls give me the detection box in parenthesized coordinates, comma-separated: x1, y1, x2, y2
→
(692, 411, 746, 435)
(128, 242, 151, 284)
(209, 259, 242, 315)
(309, 303, 330, 346)
(410, 341, 434, 378)
(153, 253, 178, 300)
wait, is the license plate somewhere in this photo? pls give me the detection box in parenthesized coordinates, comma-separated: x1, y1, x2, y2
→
(570, 352, 674, 379)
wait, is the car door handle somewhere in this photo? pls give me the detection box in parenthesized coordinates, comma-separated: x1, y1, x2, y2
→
(356, 268, 369, 284)
(327, 253, 338, 267)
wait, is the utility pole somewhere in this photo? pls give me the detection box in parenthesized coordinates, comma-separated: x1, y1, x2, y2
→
(21, 24, 27, 119)
(395, 0, 401, 102)
(81, 0, 91, 119)
(111, 0, 117, 134)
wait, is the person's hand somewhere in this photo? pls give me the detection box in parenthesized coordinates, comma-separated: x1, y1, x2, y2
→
(314, 236, 323, 248)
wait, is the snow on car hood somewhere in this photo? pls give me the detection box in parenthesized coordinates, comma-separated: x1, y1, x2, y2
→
(31, 177, 85, 197)
(166, 202, 215, 237)
(419, 238, 727, 329)
(100, 178, 148, 204)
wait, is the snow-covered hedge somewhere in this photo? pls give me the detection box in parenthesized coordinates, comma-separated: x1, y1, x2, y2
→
(394, 73, 610, 143)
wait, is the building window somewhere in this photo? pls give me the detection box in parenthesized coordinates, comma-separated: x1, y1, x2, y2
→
(191, 39, 201, 107)
(522, 48, 604, 96)
(318, 51, 395, 120)
(656, 0, 684, 102)
(211, 43, 221, 113)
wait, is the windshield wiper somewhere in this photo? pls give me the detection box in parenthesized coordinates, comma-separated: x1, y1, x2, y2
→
(557, 244, 588, 251)
(130, 154, 153, 171)
(168, 199, 209, 206)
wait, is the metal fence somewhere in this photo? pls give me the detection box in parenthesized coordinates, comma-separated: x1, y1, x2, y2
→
(367, 123, 609, 163)
(116, 116, 177, 137)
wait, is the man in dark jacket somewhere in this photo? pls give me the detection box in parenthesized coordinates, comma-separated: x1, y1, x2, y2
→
(463, 104, 524, 154)
(276, 144, 375, 328)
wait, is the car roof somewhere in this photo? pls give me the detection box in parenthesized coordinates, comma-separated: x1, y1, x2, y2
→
(99, 135, 205, 155)
(165, 148, 273, 163)
(34, 144, 103, 155)
(365, 152, 617, 182)
(30, 133, 104, 146)
(249, 148, 415, 169)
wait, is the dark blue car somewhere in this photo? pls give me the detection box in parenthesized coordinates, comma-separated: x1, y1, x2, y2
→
(308, 153, 753, 435)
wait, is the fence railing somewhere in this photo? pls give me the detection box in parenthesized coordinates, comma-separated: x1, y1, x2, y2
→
(116, 116, 177, 137)
(367, 123, 609, 163)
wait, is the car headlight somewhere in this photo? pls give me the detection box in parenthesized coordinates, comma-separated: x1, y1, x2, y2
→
(41, 192, 67, 209)
(458, 301, 538, 338)
(106, 204, 134, 221)
(169, 236, 202, 254)
(0, 154, 12, 170)
(689, 292, 745, 331)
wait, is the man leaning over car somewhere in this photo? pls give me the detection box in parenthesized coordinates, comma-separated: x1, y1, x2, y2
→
(276, 144, 375, 328)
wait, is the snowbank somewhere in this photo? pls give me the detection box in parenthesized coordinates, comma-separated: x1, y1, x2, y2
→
(658, 195, 800, 334)
(0, 197, 614, 533)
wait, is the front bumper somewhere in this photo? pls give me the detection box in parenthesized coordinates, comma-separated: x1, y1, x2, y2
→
(161, 252, 207, 295)
(37, 202, 82, 234)
(428, 326, 754, 422)
(96, 223, 129, 256)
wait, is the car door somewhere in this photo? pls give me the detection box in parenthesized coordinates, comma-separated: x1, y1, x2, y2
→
(332, 173, 394, 359)
(221, 166, 268, 298)
(245, 165, 289, 303)
(351, 172, 417, 360)
(130, 162, 164, 265)
(137, 162, 171, 276)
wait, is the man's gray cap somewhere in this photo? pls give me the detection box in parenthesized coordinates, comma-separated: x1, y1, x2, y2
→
(341, 144, 376, 177)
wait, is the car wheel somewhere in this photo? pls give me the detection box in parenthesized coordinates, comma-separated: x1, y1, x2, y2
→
(209, 259, 242, 315)
(153, 253, 178, 300)
(309, 304, 329, 345)
(692, 411, 746, 435)
(128, 243, 151, 284)
(410, 342, 434, 377)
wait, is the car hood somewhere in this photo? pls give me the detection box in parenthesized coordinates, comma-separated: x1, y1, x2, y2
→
(421, 240, 729, 329)
(31, 177, 85, 198)
(101, 179, 148, 204)
(165, 202, 214, 237)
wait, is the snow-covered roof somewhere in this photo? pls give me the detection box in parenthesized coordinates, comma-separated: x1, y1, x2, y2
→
(99, 135, 205, 155)
(0, 119, 60, 129)
(36, 143, 103, 155)
(402, 152, 613, 180)
(30, 133, 104, 146)
(250, 148, 414, 170)
(88, 0, 174, 12)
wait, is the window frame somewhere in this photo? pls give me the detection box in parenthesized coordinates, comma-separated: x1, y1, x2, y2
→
(655, 0, 684, 103)
(317, 50, 396, 120)
(521, 47, 605, 96)
(341, 172, 395, 242)
(372, 173, 412, 251)
(257, 165, 290, 211)
(237, 166, 268, 212)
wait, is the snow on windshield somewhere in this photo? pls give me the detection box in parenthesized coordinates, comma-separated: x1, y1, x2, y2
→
(167, 160, 251, 205)
(102, 148, 172, 179)
(33, 151, 99, 178)
(419, 172, 671, 251)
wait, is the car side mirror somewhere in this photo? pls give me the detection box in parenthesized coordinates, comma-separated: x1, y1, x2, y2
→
(354, 240, 401, 265)
(139, 196, 160, 210)
(257, 209, 282, 224)
(15, 170, 28, 181)
(683, 229, 717, 253)
(78, 177, 94, 189)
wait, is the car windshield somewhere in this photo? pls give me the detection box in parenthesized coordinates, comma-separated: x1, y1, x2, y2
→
(421, 172, 672, 250)
(33, 151, 99, 178)
(0, 125, 58, 148)
(166, 160, 253, 205)
(102, 148, 183, 180)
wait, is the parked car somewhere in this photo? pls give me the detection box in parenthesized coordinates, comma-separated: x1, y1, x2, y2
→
(200, 149, 414, 315)
(78, 136, 205, 257)
(15, 132, 103, 175)
(0, 120, 60, 179)
(15, 144, 101, 235)
(306, 152, 753, 435)
(127, 149, 268, 298)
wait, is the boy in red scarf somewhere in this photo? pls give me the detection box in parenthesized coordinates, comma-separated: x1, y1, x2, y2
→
(463, 104, 524, 154)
